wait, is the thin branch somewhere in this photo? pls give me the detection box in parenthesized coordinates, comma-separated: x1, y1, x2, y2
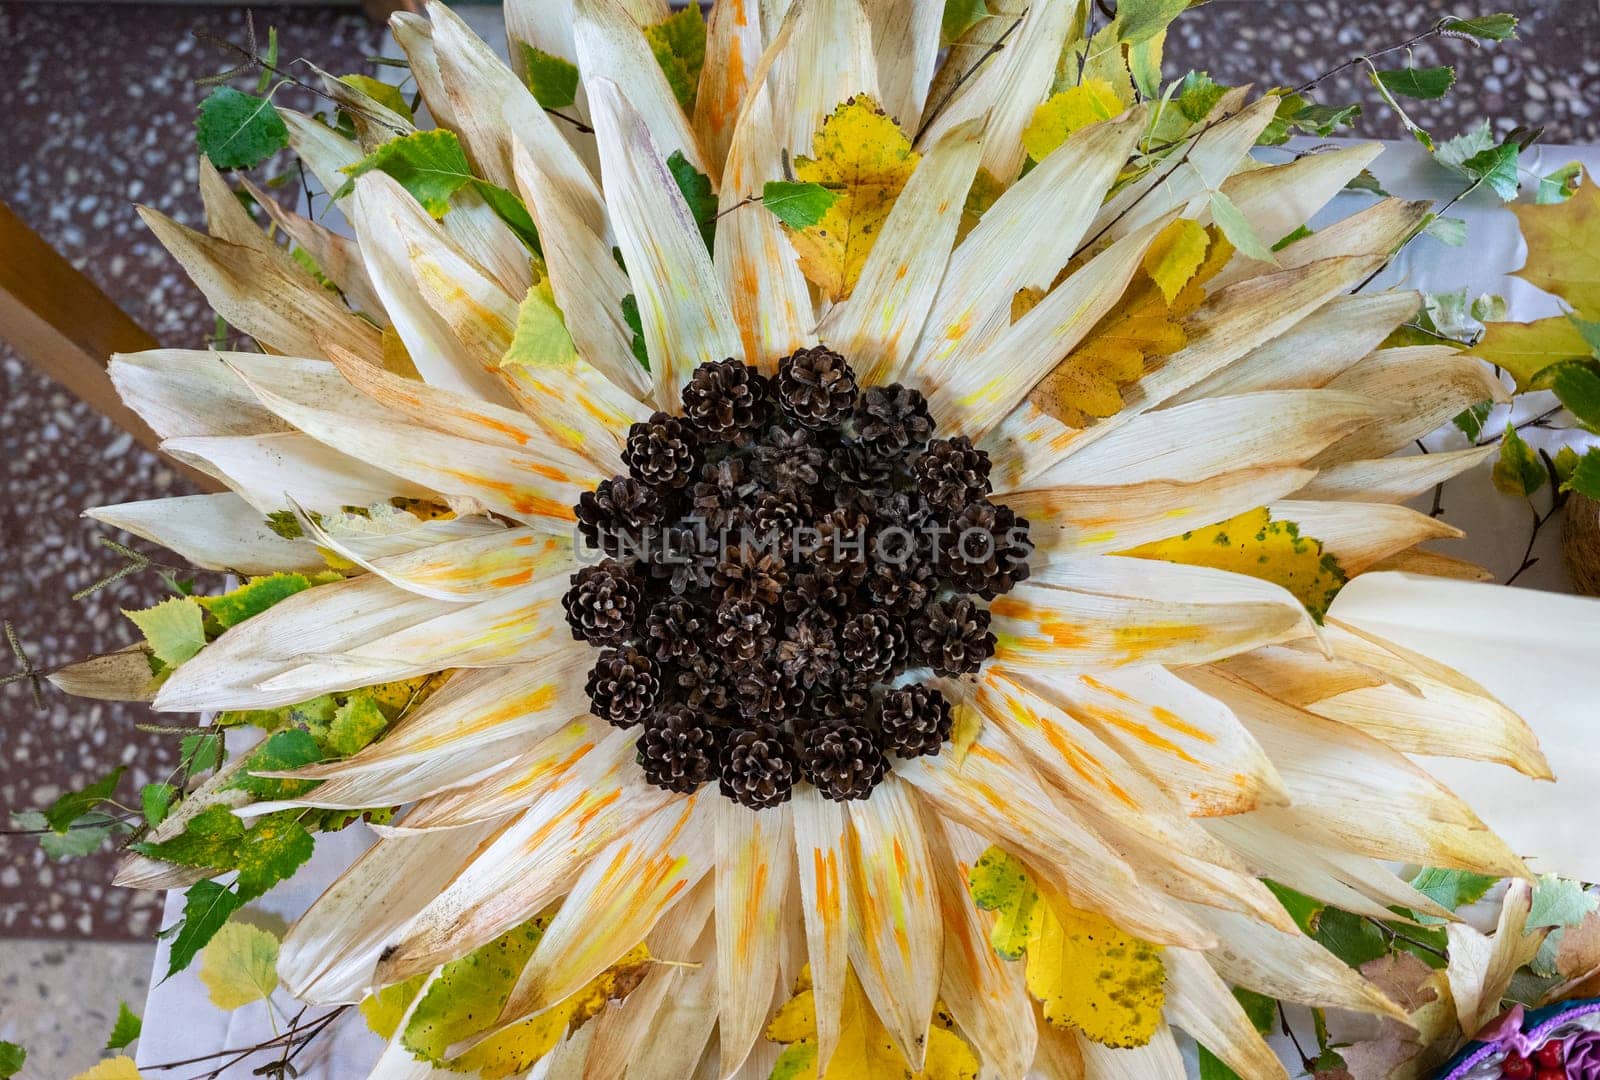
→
(1506, 501, 1558, 586)
(134, 1005, 349, 1075)
(916, 11, 1027, 142)
(546, 108, 595, 135)
(1, 619, 44, 711)
(1290, 18, 1466, 97)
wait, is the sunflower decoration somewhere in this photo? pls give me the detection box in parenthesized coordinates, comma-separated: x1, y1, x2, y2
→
(63, 0, 1566, 1075)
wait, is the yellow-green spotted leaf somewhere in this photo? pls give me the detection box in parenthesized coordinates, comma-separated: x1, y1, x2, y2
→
(198, 921, 280, 1011)
(325, 693, 389, 757)
(1021, 78, 1125, 162)
(966, 847, 1039, 960)
(124, 597, 205, 669)
(338, 75, 414, 123)
(197, 573, 315, 630)
(501, 278, 579, 370)
(1026, 887, 1166, 1048)
(1121, 507, 1348, 621)
(360, 975, 427, 1039)
(1492, 424, 1547, 497)
(644, 5, 707, 111)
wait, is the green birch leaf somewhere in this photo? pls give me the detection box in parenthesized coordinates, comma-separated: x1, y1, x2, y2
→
(136, 804, 244, 869)
(501, 279, 579, 370)
(762, 181, 839, 229)
(1453, 400, 1494, 441)
(1198, 1046, 1243, 1080)
(941, 0, 990, 44)
(1439, 13, 1519, 40)
(39, 822, 117, 861)
(1208, 190, 1278, 265)
(1492, 424, 1547, 497)
(230, 728, 324, 799)
(1234, 988, 1277, 1034)
(1114, 0, 1189, 45)
(43, 765, 127, 831)
(196, 87, 290, 170)
(668, 150, 717, 251)
(106, 1002, 143, 1051)
(1546, 361, 1600, 430)
(141, 782, 176, 829)
(1459, 142, 1522, 201)
(1313, 907, 1390, 968)
(341, 129, 474, 217)
(181, 731, 225, 775)
(1561, 447, 1600, 498)
(644, 5, 707, 110)
(1263, 881, 1324, 936)
(521, 46, 580, 108)
(233, 816, 315, 901)
(1423, 214, 1468, 246)
(1529, 874, 1600, 929)
(167, 880, 244, 978)
(1176, 71, 1226, 123)
(1537, 162, 1583, 204)
(125, 597, 206, 669)
(621, 294, 650, 371)
(402, 921, 545, 1063)
(1374, 65, 1456, 100)
(197, 573, 314, 630)
(1555, 446, 1582, 485)
(1435, 119, 1496, 170)
(476, 182, 542, 253)
(0, 1042, 24, 1078)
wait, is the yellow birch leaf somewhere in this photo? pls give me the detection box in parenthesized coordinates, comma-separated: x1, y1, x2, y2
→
(1025, 881, 1166, 1049)
(72, 1058, 143, 1080)
(1021, 78, 1126, 163)
(765, 967, 980, 1080)
(1029, 223, 1231, 427)
(500, 278, 580, 370)
(1508, 173, 1600, 316)
(360, 974, 427, 1039)
(198, 921, 280, 1011)
(783, 96, 921, 302)
(1120, 506, 1348, 621)
(1475, 314, 1595, 390)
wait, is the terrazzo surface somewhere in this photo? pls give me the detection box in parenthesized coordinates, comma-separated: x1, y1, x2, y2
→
(0, 0, 1598, 949)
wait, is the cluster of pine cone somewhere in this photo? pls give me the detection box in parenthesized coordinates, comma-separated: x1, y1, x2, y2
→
(562, 347, 1032, 807)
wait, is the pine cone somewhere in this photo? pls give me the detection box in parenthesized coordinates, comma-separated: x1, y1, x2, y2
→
(671, 652, 735, 712)
(839, 610, 907, 682)
(775, 611, 839, 688)
(914, 436, 993, 512)
(644, 597, 708, 664)
(691, 457, 756, 531)
(714, 542, 789, 605)
(752, 427, 825, 496)
(913, 597, 996, 676)
(637, 705, 720, 793)
(810, 507, 871, 585)
(778, 346, 858, 428)
(715, 598, 773, 662)
(943, 501, 1034, 598)
(736, 491, 804, 555)
(853, 384, 933, 458)
(719, 724, 798, 809)
(801, 722, 886, 801)
(781, 572, 849, 625)
(879, 683, 953, 758)
(563, 560, 642, 645)
(865, 556, 939, 615)
(732, 658, 807, 723)
(682, 358, 773, 444)
(645, 522, 719, 595)
(585, 647, 660, 728)
(625, 412, 701, 490)
(576, 477, 663, 557)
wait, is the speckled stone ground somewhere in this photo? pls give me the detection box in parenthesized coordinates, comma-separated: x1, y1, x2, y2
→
(0, 0, 1598, 950)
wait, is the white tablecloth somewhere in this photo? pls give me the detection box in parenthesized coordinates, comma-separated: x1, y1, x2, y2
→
(135, 132, 1600, 1078)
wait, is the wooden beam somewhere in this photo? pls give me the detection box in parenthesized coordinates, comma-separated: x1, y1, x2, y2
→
(0, 199, 221, 492)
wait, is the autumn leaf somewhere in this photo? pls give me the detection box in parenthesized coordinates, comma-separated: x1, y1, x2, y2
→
(1475, 315, 1595, 388)
(1029, 222, 1232, 427)
(1122, 507, 1348, 621)
(780, 95, 920, 302)
(1021, 79, 1125, 162)
(500, 277, 579, 371)
(964, 847, 1165, 1049)
(1509, 171, 1600, 314)
(199, 921, 280, 1010)
(765, 966, 980, 1080)
(124, 597, 205, 669)
(196, 572, 316, 630)
(644, 4, 707, 111)
(70, 1058, 143, 1080)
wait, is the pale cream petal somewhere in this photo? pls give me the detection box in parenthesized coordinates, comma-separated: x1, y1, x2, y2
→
(197, 156, 282, 255)
(773, 0, 880, 158)
(696, 0, 766, 173)
(931, 219, 1166, 437)
(893, 716, 1213, 949)
(232, 365, 595, 529)
(1171, 291, 1420, 403)
(378, 730, 673, 981)
(281, 106, 363, 201)
(1268, 196, 1433, 276)
(110, 350, 372, 439)
(391, 13, 460, 133)
(1314, 347, 1510, 464)
(1085, 95, 1277, 248)
(978, 670, 1294, 932)
(913, 112, 1145, 390)
(1181, 902, 1407, 1019)
(1010, 665, 1289, 819)
(1267, 498, 1463, 574)
(791, 785, 850, 1073)
(500, 793, 715, 1021)
(993, 557, 1315, 670)
(138, 206, 384, 364)
(978, 402, 1090, 494)
(1003, 467, 1315, 557)
(1027, 390, 1388, 489)
(1216, 143, 1382, 258)
(308, 523, 574, 604)
(152, 573, 454, 713)
(85, 493, 323, 575)
(714, 800, 794, 1078)
(589, 79, 743, 410)
(1447, 880, 1546, 1035)
(862, 0, 941, 131)
(238, 176, 389, 324)
(348, 173, 521, 407)
(511, 143, 655, 401)
(1078, 1021, 1186, 1080)
(575, 0, 708, 174)
(441, 181, 542, 299)
(926, 817, 1036, 1080)
(278, 819, 504, 1004)
(714, 58, 818, 371)
(623, 916, 721, 1080)
(1183, 668, 1528, 877)
(1031, 1013, 1085, 1080)
(1163, 948, 1289, 1080)
(919, 0, 1077, 184)
(845, 775, 941, 1068)
(162, 432, 433, 516)
(1295, 445, 1496, 503)
(822, 116, 984, 387)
